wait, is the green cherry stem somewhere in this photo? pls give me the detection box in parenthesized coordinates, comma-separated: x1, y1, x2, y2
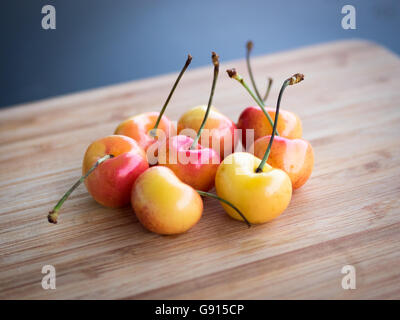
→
(246, 41, 273, 103)
(246, 41, 263, 102)
(227, 68, 279, 136)
(256, 73, 304, 173)
(48, 154, 114, 224)
(196, 190, 251, 228)
(190, 52, 219, 149)
(151, 54, 192, 136)
(263, 77, 273, 102)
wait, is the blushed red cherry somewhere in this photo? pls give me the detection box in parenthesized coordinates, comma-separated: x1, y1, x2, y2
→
(252, 135, 314, 190)
(48, 135, 149, 223)
(238, 106, 302, 148)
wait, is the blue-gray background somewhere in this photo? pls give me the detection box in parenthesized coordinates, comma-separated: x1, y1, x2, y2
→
(1, 0, 399, 108)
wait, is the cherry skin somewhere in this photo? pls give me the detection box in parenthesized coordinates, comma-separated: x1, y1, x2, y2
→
(114, 112, 175, 151)
(237, 106, 302, 149)
(215, 152, 292, 224)
(178, 105, 237, 160)
(156, 135, 220, 192)
(131, 166, 203, 235)
(251, 135, 314, 190)
(83, 135, 149, 208)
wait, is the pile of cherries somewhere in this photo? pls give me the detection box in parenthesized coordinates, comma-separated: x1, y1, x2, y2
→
(48, 41, 314, 235)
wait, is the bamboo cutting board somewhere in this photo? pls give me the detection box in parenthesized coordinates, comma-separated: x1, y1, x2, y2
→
(0, 40, 400, 299)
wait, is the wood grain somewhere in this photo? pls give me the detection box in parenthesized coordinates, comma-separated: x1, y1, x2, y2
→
(0, 39, 399, 299)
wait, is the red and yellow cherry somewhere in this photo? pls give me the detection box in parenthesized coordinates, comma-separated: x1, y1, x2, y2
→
(131, 166, 203, 235)
(157, 134, 220, 191)
(114, 55, 192, 151)
(82, 135, 149, 207)
(115, 112, 175, 152)
(157, 52, 221, 191)
(215, 152, 292, 224)
(252, 135, 314, 189)
(216, 72, 304, 224)
(48, 135, 149, 224)
(237, 106, 302, 148)
(228, 66, 302, 147)
(177, 105, 237, 160)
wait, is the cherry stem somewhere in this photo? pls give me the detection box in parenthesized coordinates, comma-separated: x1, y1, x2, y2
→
(263, 78, 273, 102)
(226, 68, 279, 136)
(48, 154, 114, 224)
(196, 190, 251, 228)
(151, 54, 192, 136)
(246, 41, 263, 102)
(246, 41, 273, 103)
(256, 73, 304, 173)
(190, 52, 219, 149)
